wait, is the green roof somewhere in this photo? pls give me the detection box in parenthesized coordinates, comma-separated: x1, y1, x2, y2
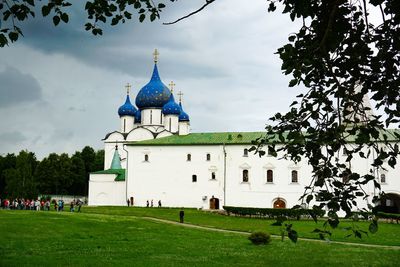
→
(128, 132, 265, 146)
(92, 169, 125, 181)
(127, 129, 400, 146)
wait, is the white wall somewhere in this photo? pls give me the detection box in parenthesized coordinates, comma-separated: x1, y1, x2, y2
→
(164, 115, 179, 133)
(120, 116, 135, 133)
(126, 145, 224, 209)
(88, 174, 126, 206)
(141, 109, 163, 126)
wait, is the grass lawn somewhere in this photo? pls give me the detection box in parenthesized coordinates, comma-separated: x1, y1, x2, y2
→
(82, 206, 400, 246)
(0, 210, 399, 267)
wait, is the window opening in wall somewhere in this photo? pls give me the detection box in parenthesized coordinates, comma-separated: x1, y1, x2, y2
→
(381, 173, 386, 183)
(267, 170, 273, 183)
(273, 198, 286, 208)
(123, 119, 126, 132)
(150, 110, 153, 124)
(160, 113, 163, 124)
(192, 175, 197, 182)
(243, 149, 248, 157)
(206, 153, 211, 161)
(291, 170, 298, 183)
(169, 118, 172, 131)
(187, 154, 191, 161)
(144, 154, 149, 162)
(242, 169, 249, 182)
(211, 172, 216, 180)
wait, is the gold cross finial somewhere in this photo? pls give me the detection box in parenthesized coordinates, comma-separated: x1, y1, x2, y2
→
(177, 91, 184, 103)
(125, 83, 132, 94)
(169, 81, 176, 92)
(153, 49, 159, 63)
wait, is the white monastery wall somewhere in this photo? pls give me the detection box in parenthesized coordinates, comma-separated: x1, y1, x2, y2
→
(126, 145, 224, 208)
(224, 145, 313, 208)
(88, 174, 126, 206)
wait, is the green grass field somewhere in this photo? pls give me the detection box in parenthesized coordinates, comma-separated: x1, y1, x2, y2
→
(0, 207, 399, 266)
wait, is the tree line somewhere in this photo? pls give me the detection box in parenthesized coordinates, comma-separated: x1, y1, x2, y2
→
(0, 146, 104, 199)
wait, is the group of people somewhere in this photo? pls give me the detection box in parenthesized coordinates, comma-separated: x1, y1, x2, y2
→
(146, 199, 162, 208)
(0, 198, 51, 211)
(126, 198, 162, 207)
(0, 198, 83, 212)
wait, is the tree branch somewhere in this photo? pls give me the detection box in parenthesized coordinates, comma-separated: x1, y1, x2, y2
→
(163, 0, 215, 25)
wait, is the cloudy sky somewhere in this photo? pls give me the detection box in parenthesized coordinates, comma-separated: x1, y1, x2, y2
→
(0, 0, 303, 159)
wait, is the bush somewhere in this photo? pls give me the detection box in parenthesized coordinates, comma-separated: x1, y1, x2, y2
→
(248, 231, 271, 245)
(223, 206, 325, 219)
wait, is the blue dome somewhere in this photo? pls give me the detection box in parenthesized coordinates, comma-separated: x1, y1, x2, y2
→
(162, 93, 181, 115)
(179, 102, 190, 121)
(135, 64, 171, 109)
(134, 110, 141, 123)
(118, 95, 137, 117)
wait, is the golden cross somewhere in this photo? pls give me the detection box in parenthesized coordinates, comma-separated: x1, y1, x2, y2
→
(153, 49, 159, 63)
(125, 83, 132, 94)
(169, 81, 176, 92)
(177, 91, 184, 103)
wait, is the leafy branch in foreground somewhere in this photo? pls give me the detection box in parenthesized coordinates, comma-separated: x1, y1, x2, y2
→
(251, 0, 399, 239)
(0, 0, 177, 46)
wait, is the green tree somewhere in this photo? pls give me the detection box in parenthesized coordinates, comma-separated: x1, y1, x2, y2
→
(0, 0, 177, 46)
(81, 146, 96, 195)
(0, 153, 16, 198)
(4, 151, 38, 199)
(248, 0, 399, 239)
(35, 153, 73, 195)
(69, 151, 86, 195)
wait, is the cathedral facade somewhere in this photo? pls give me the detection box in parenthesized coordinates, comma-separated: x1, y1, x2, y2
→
(88, 52, 400, 212)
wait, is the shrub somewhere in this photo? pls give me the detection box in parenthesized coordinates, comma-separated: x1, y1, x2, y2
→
(223, 206, 325, 219)
(248, 231, 271, 245)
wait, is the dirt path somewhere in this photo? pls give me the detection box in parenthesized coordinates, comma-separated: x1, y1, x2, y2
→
(142, 216, 400, 250)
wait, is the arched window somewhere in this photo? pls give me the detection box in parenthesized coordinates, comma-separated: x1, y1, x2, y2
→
(206, 153, 211, 161)
(211, 172, 216, 180)
(291, 170, 298, 183)
(169, 118, 172, 131)
(123, 119, 126, 132)
(192, 175, 197, 182)
(381, 174, 386, 183)
(144, 154, 149, 162)
(242, 170, 249, 182)
(267, 170, 273, 183)
(243, 149, 248, 157)
(160, 113, 163, 124)
(273, 198, 286, 209)
(187, 154, 191, 161)
(150, 110, 153, 124)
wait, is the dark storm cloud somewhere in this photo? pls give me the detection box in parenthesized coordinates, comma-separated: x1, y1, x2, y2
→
(17, 1, 225, 79)
(0, 66, 43, 108)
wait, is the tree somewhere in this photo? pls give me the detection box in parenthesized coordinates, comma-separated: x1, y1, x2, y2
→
(248, 0, 399, 239)
(0, 153, 17, 198)
(0, 0, 178, 47)
(69, 151, 86, 195)
(4, 150, 38, 199)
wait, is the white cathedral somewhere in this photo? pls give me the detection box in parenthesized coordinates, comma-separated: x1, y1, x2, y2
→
(88, 51, 400, 212)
